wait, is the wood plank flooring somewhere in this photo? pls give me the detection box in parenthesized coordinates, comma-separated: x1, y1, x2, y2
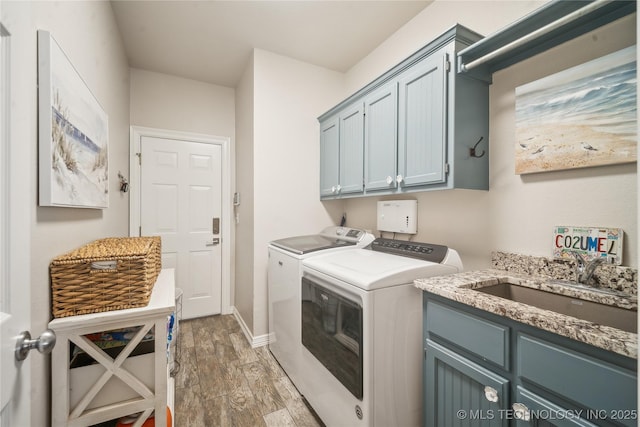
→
(175, 314, 324, 427)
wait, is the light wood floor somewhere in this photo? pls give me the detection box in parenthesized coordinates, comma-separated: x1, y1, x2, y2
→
(175, 314, 324, 427)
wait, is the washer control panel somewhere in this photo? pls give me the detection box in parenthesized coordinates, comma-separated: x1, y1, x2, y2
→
(369, 238, 448, 263)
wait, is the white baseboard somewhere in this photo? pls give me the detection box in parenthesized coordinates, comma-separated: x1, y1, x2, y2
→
(232, 306, 269, 348)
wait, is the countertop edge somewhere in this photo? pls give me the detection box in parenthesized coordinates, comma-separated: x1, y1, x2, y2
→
(415, 269, 637, 359)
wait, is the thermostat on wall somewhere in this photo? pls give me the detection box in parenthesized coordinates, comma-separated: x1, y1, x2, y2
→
(377, 200, 418, 234)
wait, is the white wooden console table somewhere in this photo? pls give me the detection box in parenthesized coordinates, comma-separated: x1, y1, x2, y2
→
(49, 268, 175, 427)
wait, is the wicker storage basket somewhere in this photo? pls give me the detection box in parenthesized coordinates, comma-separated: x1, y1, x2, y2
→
(50, 236, 162, 318)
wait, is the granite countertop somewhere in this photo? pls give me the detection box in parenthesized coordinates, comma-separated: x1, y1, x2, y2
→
(415, 261, 638, 359)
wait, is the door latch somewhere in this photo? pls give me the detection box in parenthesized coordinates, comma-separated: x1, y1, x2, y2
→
(206, 238, 220, 246)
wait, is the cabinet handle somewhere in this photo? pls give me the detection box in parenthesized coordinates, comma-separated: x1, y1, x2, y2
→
(512, 403, 531, 421)
(483, 386, 499, 403)
(386, 176, 393, 185)
(396, 174, 404, 184)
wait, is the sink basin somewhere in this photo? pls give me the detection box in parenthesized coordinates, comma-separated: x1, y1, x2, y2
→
(474, 282, 637, 333)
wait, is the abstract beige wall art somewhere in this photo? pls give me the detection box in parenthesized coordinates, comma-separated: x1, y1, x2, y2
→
(515, 46, 636, 175)
(38, 30, 109, 208)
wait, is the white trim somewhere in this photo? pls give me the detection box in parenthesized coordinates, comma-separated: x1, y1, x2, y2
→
(129, 126, 233, 316)
(1, 13, 31, 426)
(232, 307, 269, 348)
(0, 22, 9, 313)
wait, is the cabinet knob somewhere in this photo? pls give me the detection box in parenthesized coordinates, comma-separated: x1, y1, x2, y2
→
(512, 403, 531, 421)
(386, 176, 393, 185)
(396, 174, 404, 184)
(331, 185, 337, 194)
(483, 386, 499, 403)
(336, 185, 342, 193)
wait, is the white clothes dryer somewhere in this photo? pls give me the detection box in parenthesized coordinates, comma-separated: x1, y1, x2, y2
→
(300, 238, 463, 427)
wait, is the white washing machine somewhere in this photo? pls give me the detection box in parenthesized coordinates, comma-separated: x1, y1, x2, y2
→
(300, 238, 463, 427)
(267, 226, 374, 395)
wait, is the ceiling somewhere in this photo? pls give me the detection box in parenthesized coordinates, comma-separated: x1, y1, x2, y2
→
(110, 1, 431, 88)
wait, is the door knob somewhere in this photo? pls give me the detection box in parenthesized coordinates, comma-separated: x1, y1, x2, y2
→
(512, 403, 531, 421)
(483, 386, 499, 403)
(15, 329, 56, 361)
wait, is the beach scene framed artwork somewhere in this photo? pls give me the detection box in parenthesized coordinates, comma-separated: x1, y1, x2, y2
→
(38, 30, 109, 208)
(515, 46, 636, 175)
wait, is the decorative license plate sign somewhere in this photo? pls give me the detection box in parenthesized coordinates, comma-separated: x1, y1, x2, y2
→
(553, 226, 623, 265)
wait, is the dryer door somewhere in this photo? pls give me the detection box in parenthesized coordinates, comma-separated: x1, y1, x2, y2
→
(301, 276, 363, 400)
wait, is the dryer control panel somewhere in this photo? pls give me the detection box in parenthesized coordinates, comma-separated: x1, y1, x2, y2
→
(369, 238, 448, 263)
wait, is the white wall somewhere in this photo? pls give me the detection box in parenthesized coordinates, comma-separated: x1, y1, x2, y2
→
(490, 14, 637, 266)
(235, 53, 256, 331)
(130, 68, 235, 138)
(2, 1, 130, 424)
(130, 69, 238, 320)
(341, 2, 638, 270)
(244, 48, 345, 338)
(345, 0, 547, 97)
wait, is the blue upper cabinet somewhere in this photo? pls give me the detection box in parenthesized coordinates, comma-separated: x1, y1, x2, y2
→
(338, 103, 365, 196)
(318, 24, 489, 200)
(397, 52, 447, 188)
(319, 103, 365, 198)
(319, 116, 340, 198)
(364, 82, 398, 192)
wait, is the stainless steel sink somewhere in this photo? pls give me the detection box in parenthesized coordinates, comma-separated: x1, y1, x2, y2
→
(474, 282, 637, 333)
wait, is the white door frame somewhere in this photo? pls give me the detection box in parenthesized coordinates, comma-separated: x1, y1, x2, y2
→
(129, 126, 232, 315)
(1, 12, 32, 426)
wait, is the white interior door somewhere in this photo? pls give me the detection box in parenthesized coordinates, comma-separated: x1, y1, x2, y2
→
(0, 18, 31, 427)
(140, 136, 222, 319)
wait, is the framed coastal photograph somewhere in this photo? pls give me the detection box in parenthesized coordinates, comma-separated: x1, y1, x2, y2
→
(38, 30, 109, 208)
(514, 46, 636, 175)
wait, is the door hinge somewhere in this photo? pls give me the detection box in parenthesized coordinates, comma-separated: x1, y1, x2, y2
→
(136, 152, 141, 165)
(445, 60, 451, 72)
(139, 226, 142, 236)
(445, 163, 450, 175)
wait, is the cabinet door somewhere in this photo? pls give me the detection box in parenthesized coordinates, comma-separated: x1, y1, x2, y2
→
(338, 103, 364, 195)
(319, 115, 340, 198)
(518, 334, 637, 427)
(425, 339, 509, 427)
(364, 83, 398, 191)
(398, 52, 447, 188)
(513, 386, 599, 427)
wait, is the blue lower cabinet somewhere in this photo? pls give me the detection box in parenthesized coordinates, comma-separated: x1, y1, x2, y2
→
(425, 339, 509, 427)
(514, 386, 599, 427)
(423, 294, 637, 427)
(517, 334, 637, 427)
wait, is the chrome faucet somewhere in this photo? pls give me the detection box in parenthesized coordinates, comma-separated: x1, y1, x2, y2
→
(569, 251, 604, 286)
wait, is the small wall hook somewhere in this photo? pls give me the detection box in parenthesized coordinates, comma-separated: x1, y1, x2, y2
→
(469, 136, 486, 158)
(117, 172, 129, 193)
